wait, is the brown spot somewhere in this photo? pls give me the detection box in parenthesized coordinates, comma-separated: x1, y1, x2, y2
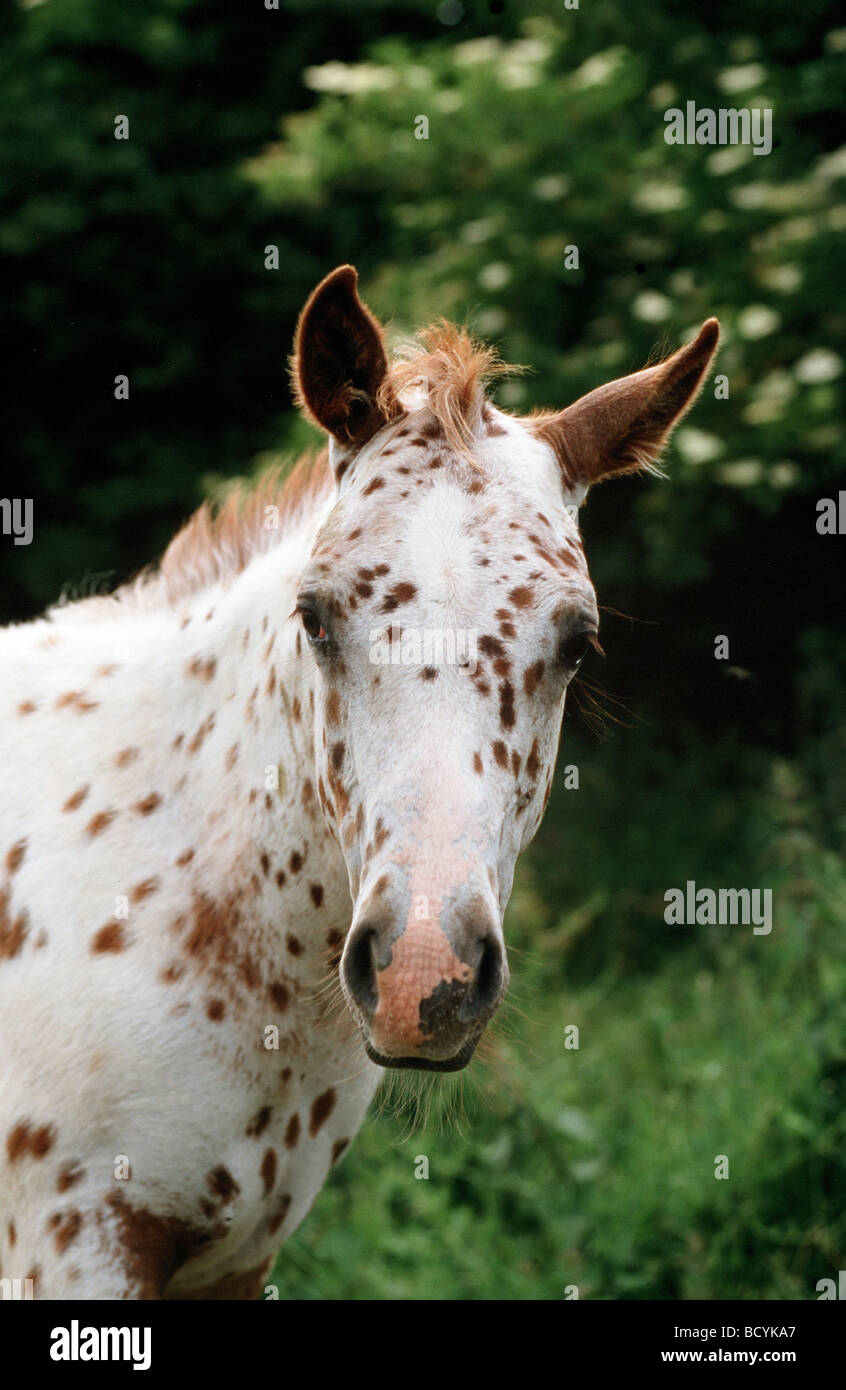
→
(207, 998, 225, 1022)
(523, 659, 545, 697)
(53, 1209, 82, 1255)
(260, 1149, 277, 1197)
(381, 582, 417, 614)
(62, 785, 90, 813)
(284, 1113, 300, 1150)
(479, 634, 506, 660)
(499, 681, 516, 730)
(289, 851, 303, 874)
(511, 750, 521, 778)
(286, 933, 303, 957)
(7, 1219, 16, 1246)
(526, 739, 541, 782)
(275, 869, 286, 889)
(91, 922, 126, 953)
(131, 877, 160, 904)
(176, 848, 195, 867)
(246, 1106, 273, 1138)
(86, 809, 117, 837)
(473, 752, 484, 775)
(421, 666, 438, 680)
(269, 981, 289, 1011)
(0, 888, 28, 959)
(206, 1166, 239, 1203)
(56, 690, 98, 713)
(225, 742, 239, 772)
(57, 1164, 85, 1193)
(6, 1120, 56, 1162)
(187, 656, 217, 681)
(309, 883, 324, 908)
(331, 1138, 350, 1166)
(104, 1191, 215, 1298)
(492, 740, 509, 770)
(363, 477, 385, 496)
(187, 713, 215, 756)
(309, 1088, 336, 1137)
(260, 852, 271, 878)
(17, 701, 37, 715)
(6, 840, 27, 875)
(325, 688, 340, 726)
(134, 792, 162, 817)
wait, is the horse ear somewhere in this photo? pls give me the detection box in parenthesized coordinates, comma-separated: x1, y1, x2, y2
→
(531, 318, 720, 493)
(292, 265, 399, 446)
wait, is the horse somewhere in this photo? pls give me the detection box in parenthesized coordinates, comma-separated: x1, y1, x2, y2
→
(0, 266, 718, 1298)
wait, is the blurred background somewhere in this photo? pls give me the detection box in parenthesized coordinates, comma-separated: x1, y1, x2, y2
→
(3, 0, 845, 1298)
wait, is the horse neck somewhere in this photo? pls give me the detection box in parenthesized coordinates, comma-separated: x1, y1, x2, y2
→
(117, 514, 349, 963)
(61, 505, 345, 973)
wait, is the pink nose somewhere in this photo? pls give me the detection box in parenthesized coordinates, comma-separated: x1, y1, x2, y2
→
(342, 896, 506, 1070)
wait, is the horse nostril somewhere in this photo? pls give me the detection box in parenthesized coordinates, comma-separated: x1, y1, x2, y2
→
(460, 934, 504, 1023)
(342, 926, 379, 1020)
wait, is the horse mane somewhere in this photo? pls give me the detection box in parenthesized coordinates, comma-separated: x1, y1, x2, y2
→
(49, 450, 332, 619)
(50, 320, 517, 619)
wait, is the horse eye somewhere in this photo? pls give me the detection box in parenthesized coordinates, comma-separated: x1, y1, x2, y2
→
(298, 606, 327, 643)
(559, 630, 596, 670)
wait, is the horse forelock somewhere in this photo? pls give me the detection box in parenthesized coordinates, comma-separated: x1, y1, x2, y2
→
(379, 320, 519, 462)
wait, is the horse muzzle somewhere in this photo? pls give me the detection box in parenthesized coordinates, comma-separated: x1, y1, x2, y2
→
(340, 891, 508, 1071)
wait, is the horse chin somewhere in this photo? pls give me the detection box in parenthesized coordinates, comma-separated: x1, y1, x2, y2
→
(363, 1035, 480, 1073)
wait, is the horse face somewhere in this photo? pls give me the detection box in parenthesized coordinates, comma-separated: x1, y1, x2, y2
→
(297, 413, 598, 1070)
(292, 266, 718, 1070)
